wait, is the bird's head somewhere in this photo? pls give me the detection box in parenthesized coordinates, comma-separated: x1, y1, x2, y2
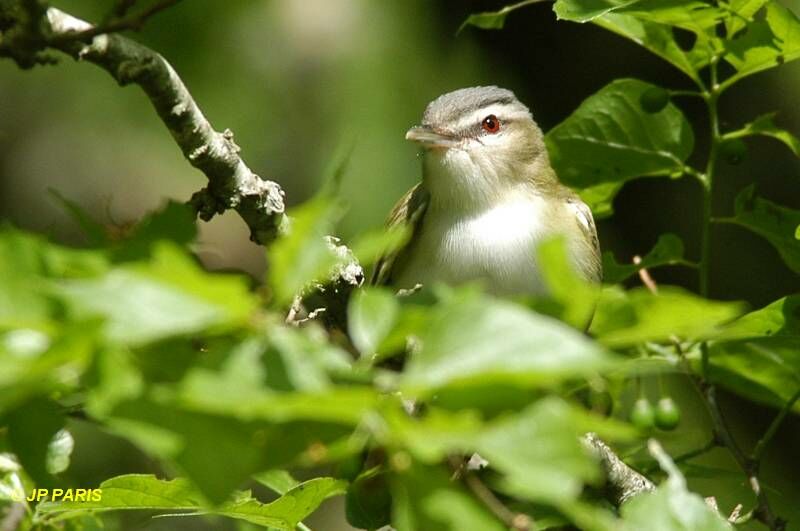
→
(406, 86, 553, 209)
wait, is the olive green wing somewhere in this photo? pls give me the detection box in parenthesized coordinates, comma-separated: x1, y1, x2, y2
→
(566, 196, 602, 283)
(370, 183, 430, 286)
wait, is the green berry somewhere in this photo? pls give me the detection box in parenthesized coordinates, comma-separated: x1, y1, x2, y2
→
(630, 397, 656, 430)
(720, 138, 747, 165)
(639, 87, 670, 113)
(655, 397, 681, 431)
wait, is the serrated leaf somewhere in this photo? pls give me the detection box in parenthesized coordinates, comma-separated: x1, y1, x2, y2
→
(401, 288, 615, 395)
(603, 233, 691, 283)
(723, 2, 800, 86)
(545, 79, 694, 216)
(37, 474, 345, 530)
(731, 112, 800, 157)
(723, 185, 800, 274)
(590, 286, 743, 347)
(348, 287, 399, 357)
(55, 242, 257, 346)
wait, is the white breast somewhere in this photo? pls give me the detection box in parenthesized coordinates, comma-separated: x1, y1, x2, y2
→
(395, 194, 553, 295)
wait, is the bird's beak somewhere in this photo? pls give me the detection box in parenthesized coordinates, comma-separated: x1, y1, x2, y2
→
(405, 125, 457, 149)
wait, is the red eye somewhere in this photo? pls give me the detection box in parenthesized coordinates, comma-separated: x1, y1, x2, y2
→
(481, 114, 501, 133)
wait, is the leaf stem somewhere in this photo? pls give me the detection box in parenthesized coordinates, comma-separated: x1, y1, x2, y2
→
(752, 387, 800, 462)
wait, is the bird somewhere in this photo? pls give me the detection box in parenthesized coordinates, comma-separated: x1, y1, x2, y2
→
(371, 86, 601, 295)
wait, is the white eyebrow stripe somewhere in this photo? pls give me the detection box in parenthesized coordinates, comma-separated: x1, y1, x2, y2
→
(452, 104, 530, 131)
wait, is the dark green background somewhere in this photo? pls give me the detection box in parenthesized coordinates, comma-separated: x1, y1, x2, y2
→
(1, 1, 799, 529)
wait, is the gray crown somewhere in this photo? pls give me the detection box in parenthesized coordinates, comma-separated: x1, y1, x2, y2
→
(421, 86, 528, 128)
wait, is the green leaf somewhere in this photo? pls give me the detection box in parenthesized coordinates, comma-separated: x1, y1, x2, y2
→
(553, 0, 638, 22)
(622, 442, 732, 530)
(723, 1, 800, 87)
(726, 0, 769, 35)
(723, 185, 800, 274)
(37, 474, 345, 530)
(102, 397, 353, 503)
(615, 0, 726, 33)
(267, 199, 344, 306)
(590, 286, 744, 347)
(348, 287, 399, 357)
(253, 470, 299, 495)
(459, 0, 543, 32)
(476, 399, 634, 503)
(112, 201, 197, 261)
(55, 242, 257, 346)
(729, 113, 800, 157)
(706, 296, 800, 411)
(536, 237, 600, 329)
(387, 398, 634, 503)
(706, 337, 800, 412)
(602, 233, 691, 283)
(345, 467, 392, 530)
(716, 294, 800, 341)
(401, 288, 615, 395)
(392, 464, 507, 531)
(48, 189, 108, 246)
(545, 79, 694, 215)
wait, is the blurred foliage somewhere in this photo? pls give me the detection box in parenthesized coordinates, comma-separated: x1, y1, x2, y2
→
(1, 0, 800, 530)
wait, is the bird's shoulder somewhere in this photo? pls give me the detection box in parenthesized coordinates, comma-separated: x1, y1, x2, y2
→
(561, 190, 602, 282)
(370, 183, 430, 286)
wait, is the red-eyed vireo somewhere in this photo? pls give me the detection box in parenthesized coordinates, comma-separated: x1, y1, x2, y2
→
(372, 86, 601, 294)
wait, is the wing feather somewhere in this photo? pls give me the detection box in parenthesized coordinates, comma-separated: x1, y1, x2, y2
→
(370, 183, 430, 286)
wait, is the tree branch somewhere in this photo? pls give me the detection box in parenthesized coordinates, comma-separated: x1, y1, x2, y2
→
(1, 2, 285, 244)
(582, 433, 655, 505)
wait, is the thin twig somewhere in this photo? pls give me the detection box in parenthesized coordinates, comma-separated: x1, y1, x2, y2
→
(752, 386, 800, 462)
(48, 0, 182, 44)
(448, 457, 533, 531)
(634, 255, 658, 294)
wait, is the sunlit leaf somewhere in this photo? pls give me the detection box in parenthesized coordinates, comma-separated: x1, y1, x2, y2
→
(401, 288, 615, 395)
(55, 243, 257, 346)
(545, 79, 694, 216)
(603, 233, 691, 283)
(590, 286, 743, 347)
(267, 198, 344, 306)
(622, 442, 732, 530)
(722, 185, 800, 274)
(37, 474, 345, 530)
(536, 237, 600, 329)
(723, 2, 800, 86)
(459, 0, 544, 32)
(716, 295, 800, 341)
(706, 337, 800, 413)
(553, 0, 638, 22)
(348, 287, 400, 357)
(729, 113, 800, 157)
